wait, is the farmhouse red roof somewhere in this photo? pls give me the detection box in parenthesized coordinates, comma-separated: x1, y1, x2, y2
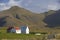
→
(15, 27, 20, 30)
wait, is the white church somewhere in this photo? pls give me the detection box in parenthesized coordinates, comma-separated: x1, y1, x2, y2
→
(15, 26, 29, 34)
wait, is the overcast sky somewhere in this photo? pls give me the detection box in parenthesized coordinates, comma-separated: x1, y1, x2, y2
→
(0, 0, 60, 13)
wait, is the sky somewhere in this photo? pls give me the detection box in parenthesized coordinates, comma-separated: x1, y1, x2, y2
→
(0, 0, 60, 13)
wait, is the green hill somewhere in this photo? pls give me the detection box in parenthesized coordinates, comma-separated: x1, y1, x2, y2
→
(0, 6, 60, 32)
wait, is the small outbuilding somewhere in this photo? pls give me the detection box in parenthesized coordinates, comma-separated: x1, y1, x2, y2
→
(7, 26, 14, 33)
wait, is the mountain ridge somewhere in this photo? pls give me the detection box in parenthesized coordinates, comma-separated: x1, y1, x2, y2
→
(0, 6, 60, 32)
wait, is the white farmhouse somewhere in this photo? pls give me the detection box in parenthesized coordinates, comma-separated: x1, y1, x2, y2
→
(15, 27, 21, 34)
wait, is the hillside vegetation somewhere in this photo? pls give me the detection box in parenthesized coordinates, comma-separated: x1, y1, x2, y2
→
(0, 6, 60, 32)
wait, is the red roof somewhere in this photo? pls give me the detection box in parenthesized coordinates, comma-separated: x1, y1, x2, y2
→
(15, 27, 20, 30)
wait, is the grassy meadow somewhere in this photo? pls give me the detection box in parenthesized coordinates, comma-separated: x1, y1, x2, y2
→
(0, 27, 46, 40)
(0, 27, 60, 40)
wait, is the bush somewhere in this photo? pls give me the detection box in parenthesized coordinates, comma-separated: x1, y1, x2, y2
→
(30, 32, 35, 34)
(30, 32, 48, 35)
(0, 32, 1, 34)
(41, 32, 47, 34)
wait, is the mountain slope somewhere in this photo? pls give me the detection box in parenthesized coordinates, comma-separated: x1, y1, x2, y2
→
(44, 10, 60, 28)
(0, 6, 60, 32)
(0, 6, 46, 32)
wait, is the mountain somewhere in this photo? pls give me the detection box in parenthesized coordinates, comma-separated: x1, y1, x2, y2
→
(44, 10, 60, 28)
(0, 6, 46, 32)
(0, 6, 60, 32)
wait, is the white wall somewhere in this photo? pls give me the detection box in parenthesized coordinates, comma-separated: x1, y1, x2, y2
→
(26, 26, 29, 34)
(16, 29, 21, 34)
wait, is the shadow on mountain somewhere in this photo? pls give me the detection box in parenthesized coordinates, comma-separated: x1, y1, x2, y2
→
(43, 10, 60, 28)
(0, 16, 7, 27)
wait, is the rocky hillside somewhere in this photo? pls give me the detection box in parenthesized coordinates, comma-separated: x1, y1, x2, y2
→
(0, 6, 60, 31)
(0, 6, 45, 31)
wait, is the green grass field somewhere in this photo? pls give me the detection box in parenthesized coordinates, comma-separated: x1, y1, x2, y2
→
(0, 27, 46, 40)
(0, 33, 45, 40)
(0, 27, 60, 40)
